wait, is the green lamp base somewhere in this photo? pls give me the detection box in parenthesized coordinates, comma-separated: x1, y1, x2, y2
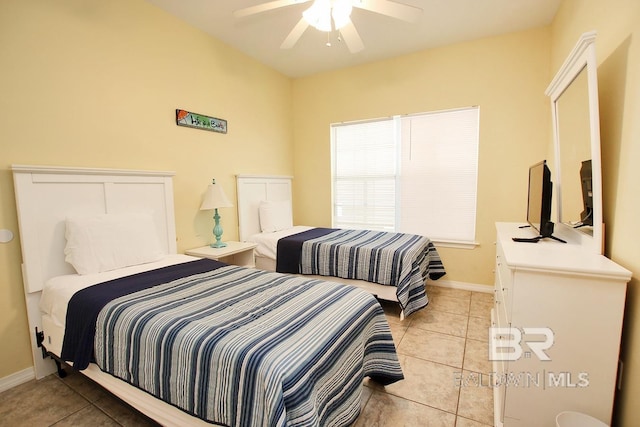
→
(211, 208, 227, 248)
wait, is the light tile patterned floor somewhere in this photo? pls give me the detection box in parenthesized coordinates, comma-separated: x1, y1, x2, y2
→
(0, 286, 495, 426)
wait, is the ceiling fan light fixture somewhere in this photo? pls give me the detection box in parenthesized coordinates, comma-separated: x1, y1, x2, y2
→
(332, 0, 353, 30)
(235, 0, 423, 53)
(303, 0, 332, 32)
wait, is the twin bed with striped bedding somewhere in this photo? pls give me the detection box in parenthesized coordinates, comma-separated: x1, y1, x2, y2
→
(60, 258, 403, 427)
(276, 228, 446, 317)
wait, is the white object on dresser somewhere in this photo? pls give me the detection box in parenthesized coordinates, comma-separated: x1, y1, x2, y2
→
(185, 241, 257, 268)
(492, 222, 630, 427)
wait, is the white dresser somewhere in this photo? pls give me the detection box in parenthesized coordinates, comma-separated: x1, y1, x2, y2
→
(492, 222, 631, 427)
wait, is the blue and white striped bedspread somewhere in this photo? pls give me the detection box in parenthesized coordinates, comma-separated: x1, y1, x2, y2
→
(300, 230, 446, 317)
(95, 265, 403, 427)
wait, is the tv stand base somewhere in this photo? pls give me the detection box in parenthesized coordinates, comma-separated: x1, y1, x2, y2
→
(512, 234, 567, 244)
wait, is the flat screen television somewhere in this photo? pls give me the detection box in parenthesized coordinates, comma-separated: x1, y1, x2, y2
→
(526, 160, 554, 238)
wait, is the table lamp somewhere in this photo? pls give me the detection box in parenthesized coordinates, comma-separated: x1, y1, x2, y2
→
(200, 179, 233, 248)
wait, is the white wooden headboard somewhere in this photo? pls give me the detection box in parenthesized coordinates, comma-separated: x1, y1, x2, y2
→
(236, 175, 293, 242)
(12, 165, 177, 377)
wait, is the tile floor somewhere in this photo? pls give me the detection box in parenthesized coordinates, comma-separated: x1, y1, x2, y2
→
(0, 285, 495, 427)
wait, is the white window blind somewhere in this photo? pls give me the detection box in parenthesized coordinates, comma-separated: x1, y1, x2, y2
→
(399, 108, 479, 243)
(331, 107, 479, 244)
(332, 118, 397, 231)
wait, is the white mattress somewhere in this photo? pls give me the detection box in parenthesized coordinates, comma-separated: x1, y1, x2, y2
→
(40, 254, 198, 355)
(39, 253, 225, 427)
(247, 225, 313, 260)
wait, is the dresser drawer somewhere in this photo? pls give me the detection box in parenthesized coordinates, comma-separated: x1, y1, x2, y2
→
(495, 244, 513, 320)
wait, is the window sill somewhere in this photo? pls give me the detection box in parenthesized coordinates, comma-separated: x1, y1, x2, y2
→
(431, 240, 479, 250)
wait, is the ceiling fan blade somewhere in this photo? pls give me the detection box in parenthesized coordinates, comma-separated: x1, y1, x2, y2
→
(234, 0, 311, 19)
(339, 20, 364, 53)
(281, 17, 310, 49)
(352, 0, 423, 23)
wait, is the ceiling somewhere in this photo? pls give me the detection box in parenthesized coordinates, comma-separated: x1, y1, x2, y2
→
(145, 0, 561, 78)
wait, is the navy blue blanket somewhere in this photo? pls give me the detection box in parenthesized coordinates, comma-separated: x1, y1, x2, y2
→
(276, 227, 336, 273)
(61, 258, 226, 370)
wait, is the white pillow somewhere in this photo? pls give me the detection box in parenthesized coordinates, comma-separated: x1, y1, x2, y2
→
(64, 212, 164, 275)
(259, 200, 293, 233)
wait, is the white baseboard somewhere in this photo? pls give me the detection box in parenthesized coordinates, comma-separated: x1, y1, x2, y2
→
(428, 279, 492, 293)
(0, 367, 35, 393)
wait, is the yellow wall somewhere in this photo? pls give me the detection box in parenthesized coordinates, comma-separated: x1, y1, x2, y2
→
(549, 0, 640, 425)
(292, 28, 552, 286)
(0, 0, 293, 378)
(3, 3, 639, 424)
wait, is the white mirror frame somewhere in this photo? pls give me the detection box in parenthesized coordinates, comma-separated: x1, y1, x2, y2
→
(545, 31, 603, 254)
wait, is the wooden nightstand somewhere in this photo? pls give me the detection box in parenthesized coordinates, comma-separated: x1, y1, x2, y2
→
(185, 241, 258, 268)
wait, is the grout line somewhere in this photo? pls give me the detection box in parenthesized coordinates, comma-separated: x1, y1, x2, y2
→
(455, 310, 472, 416)
(378, 388, 461, 419)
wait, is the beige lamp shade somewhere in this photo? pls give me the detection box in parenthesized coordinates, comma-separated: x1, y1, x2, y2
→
(200, 180, 233, 210)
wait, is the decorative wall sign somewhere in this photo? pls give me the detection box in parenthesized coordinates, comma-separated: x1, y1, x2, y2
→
(176, 109, 227, 134)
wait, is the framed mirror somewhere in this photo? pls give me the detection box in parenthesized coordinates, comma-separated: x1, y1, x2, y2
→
(545, 31, 603, 254)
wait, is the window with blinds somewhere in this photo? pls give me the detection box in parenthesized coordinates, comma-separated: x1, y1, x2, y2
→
(331, 107, 479, 245)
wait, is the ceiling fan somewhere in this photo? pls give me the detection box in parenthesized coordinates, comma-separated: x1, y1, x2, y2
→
(233, 0, 423, 53)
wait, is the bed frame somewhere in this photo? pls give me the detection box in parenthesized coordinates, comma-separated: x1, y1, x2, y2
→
(236, 174, 402, 306)
(236, 174, 294, 242)
(12, 165, 213, 426)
